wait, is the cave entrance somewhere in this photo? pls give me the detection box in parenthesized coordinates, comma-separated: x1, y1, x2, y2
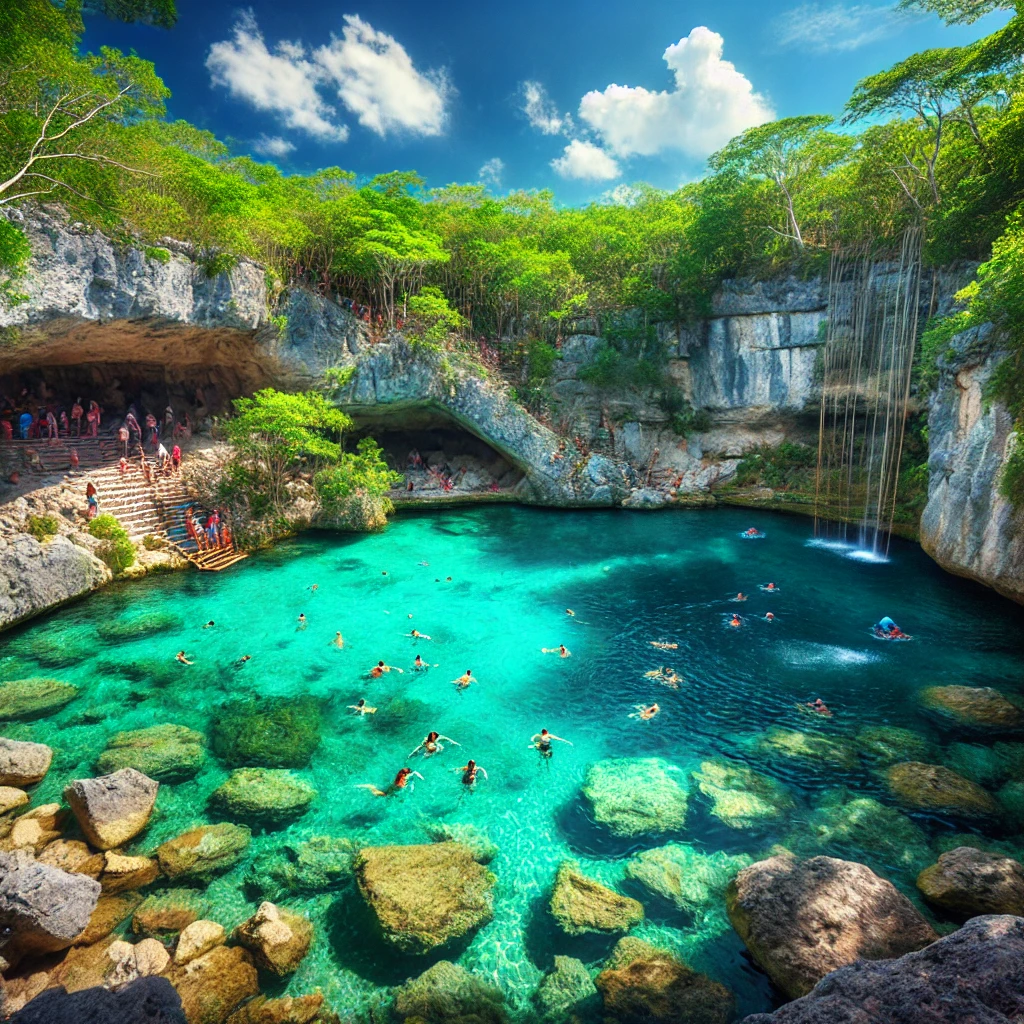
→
(348, 406, 524, 500)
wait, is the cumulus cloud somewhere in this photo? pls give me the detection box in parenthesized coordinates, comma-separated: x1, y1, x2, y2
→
(578, 26, 773, 160)
(252, 134, 296, 158)
(207, 11, 448, 144)
(207, 11, 347, 141)
(521, 81, 571, 135)
(774, 3, 913, 52)
(478, 157, 505, 187)
(314, 15, 448, 137)
(551, 140, 621, 181)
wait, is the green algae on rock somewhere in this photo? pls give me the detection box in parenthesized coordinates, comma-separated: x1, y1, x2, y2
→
(757, 727, 858, 770)
(855, 725, 938, 766)
(95, 612, 181, 643)
(421, 820, 498, 864)
(354, 842, 495, 954)
(235, 901, 312, 976)
(96, 724, 206, 783)
(582, 758, 688, 837)
(212, 696, 322, 769)
(132, 888, 209, 939)
(549, 860, 644, 936)
(156, 822, 252, 881)
(0, 678, 78, 721)
(392, 960, 508, 1023)
(169, 943, 259, 1024)
(625, 844, 752, 914)
(917, 846, 1024, 918)
(886, 761, 1001, 820)
(245, 835, 356, 900)
(210, 768, 316, 827)
(942, 742, 1006, 787)
(533, 955, 599, 1023)
(919, 685, 1024, 731)
(691, 759, 794, 829)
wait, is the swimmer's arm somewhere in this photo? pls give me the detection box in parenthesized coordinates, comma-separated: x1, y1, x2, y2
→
(551, 735, 573, 745)
(393, 667, 405, 674)
(438, 736, 459, 745)
(477, 767, 488, 779)
(409, 743, 424, 757)
(411, 771, 424, 781)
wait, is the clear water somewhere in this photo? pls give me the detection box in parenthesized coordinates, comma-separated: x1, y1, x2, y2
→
(5, 506, 1024, 1019)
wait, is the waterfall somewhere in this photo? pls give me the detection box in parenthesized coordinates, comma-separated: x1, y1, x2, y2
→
(814, 227, 924, 558)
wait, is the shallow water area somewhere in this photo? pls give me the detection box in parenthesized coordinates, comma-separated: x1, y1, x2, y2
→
(5, 506, 1024, 1020)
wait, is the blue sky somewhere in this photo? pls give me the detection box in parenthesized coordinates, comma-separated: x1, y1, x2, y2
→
(82, 0, 1012, 205)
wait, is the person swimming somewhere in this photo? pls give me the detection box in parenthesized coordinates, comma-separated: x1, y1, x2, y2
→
(410, 731, 459, 757)
(175, 651, 193, 665)
(297, 613, 307, 630)
(309, 584, 319, 592)
(805, 698, 832, 716)
(630, 703, 660, 721)
(203, 620, 215, 628)
(650, 640, 679, 650)
(452, 670, 475, 689)
(729, 615, 742, 628)
(541, 644, 571, 657)
(370, 660, 403, 678)
(764, 612, 775, 622)
(332, 632, 344, 648)
(356, 767, 422, 797)
(456, 759, 488, 787)
(743, 527, 764, 537)
(760, 582, 779, 592)
(644, 667, 681, 688)
(731, 593, 748, 602)
(349, 698, 377, 715)
(530, 729, 572, 757)
(874, 616, 910, 640)
(565, 609, 575, 617)
(235, 654, 251, 667)
(407, 629, 432, 640)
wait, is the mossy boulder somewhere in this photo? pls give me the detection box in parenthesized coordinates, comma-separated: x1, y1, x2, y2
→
(919, 685, 1024, 732)
(582, 758, 688, 837)
(212, 696, 322, 769)
(886, 762, 1001, 821)
(354, 842, 495, 954)
(156, 823, 252, 881)
(245, 835, 356, 900)
(96, 724, 206, 783)
(133, 888, 209, 938)
(234, 901, 312, 976)
(75, 891, 143, 945)
(169, 944, 259, 1024)
(0, 678, 78, 720)
(595, 936, 733, 1024)
(855, 726, 937, 766)
(758, 727, 858, 770)
(549, 860, 644, 936)
(533, 955, 599, 1023)
(691, 759, 794, 830)
(421, 820, 498, 864)
(392, 960, 508, 1023)
(20, 635, 82, 669)
(942, 742, 1005, 787)
(96, 612, 181, 643)
(917, 846, 1024, 918)
(625, 844, 752, 914)
(210, 768, 316, 827)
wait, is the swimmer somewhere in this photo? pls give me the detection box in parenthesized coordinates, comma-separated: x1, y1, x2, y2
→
(530, 729, 572, 756)
(629, 703, 660, 721)
(203, 620, 215, 628)
(410, 731, 459, 757)
(743, 527, 761, 537)
(413, 654, 438, 671)
(349, 698, 377, 715)
(382, 571, 388, 576)
(452, 670, 475, 690)
(308, 584, 318, 593)
(456, 759, 488, 787)
(446, 576, 452, 582)
(764, 612, 775, 622)
(729, 615, 742, 628)
(175, 651, 193, 666)
(644, 667, 681, 688)
(407, 629, 432, 640)
(541, 645, 571, 657)
(356, 767, 422, 797)
(235, 654, 251, 667)
(760, 582, 779, 592)
(369, 660, 403, 678)
(419, 561, 429, 566)
(332, 632, 344, 649)
(566, 609, 575, 617)
(731, 593, 748, 602)
(805, 698, 832, 716)
(297, 613, 307, 630)
(650, 641, 678, 651)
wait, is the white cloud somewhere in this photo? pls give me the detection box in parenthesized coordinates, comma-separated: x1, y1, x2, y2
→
(206, 11, 347, 142)
(774, 3, 912, 52)
(252, 134, 296, 158)
(314, 14, 448, 137)
(577, 26, 773, 160)
(478, 157, 505, 187)
(551, 140, 621, 182)
(601, 183, 645, 206)
(521, 81, 572, 135)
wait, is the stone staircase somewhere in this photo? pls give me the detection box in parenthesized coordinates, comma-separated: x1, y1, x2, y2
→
(151, 475, 248, 572)
(0, 436, 119, 474)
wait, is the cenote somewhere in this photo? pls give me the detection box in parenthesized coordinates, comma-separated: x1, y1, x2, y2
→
(6, 506, 1024, 1019)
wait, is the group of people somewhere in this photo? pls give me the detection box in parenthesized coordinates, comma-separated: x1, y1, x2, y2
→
(1, 396, 104, 441)
(403, 449, 501, 495)
(184, 506, 231, 550)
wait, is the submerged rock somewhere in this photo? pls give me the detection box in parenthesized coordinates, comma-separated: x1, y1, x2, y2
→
(76, 891, 144, 945)
(209, 768, 316, 827)
(96, 612, 181, 643)
(758, 728, 858, 770)
(169, 944, 259, 1024)
(224, 994, 324, 1024)
(421, 819, 498, 863)
(244, 835, 355, 900)
(65, 768, 159, 850)
(0, 678, 78, 720)
(691, 759, 794, 829)
(917, 846, 1024, 918)
(133, 889, 209, 939)
(0, 736, 53, 785)
(174, 920, 226, 966)
(37, 838, 104, 878)
(234, 902, 312, 976)
(919, 685, 1024, 731)
(942, 742, 1005, 787)
(998, 780, 1024, 828)
(392, 960, 508, 1023)
(156, 823, 252, 882)
(595, 936, 733, 1024)
(354, 842, 495, 954)
(100, 850, 161, 894)
(854, 725, 937, 766)
(886, 761, 1001, 820)
(212, 697, 322, 769)
(582, 758, 688, 837)
(533, 955, 599, 1023)
(625, 844, 752, 914)
(96, 725, 206, 783)
(549, 860, 644, 936)
(740, 914, 1024, 1024)
(106, 936, 171, 989)
(726, 853, 938, 999)
(3, 802, 66, 852)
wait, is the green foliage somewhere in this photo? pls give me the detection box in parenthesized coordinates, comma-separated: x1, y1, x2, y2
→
(269, 314, 288, 334)
(579, 345, 667, 391)
(88, 513, 136, 573)
(735, 443, 819, 489)
(25, 513, 59, 540)
(144, 245, 170, 264)
(314, 438, 399, 523)
(142, 533, 164, 550)
(406, 285, 465, 342)
(198, 251, 238, 279)
(525, 339, 558, 385)
(83, 0, 178, 29)
(322, 365, 355, 392)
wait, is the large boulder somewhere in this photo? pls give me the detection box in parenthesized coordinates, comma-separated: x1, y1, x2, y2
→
(76, 892, 144, 945)
(0, 785, 29, 828)
(174, 921, 226, 967)
(917, 846, 1024, 918)
(740, 914, 1024, 1024)
(224, 994, 323, 1024)
(533, 955, 599, 1023)
(886, 761, 1001, 820)
(168, 944, 259, 1024)
(625, 844, 751, 914)
(133, 890, 209, 940)
(2, 802, 66, 852)
(244, 835, 354, 900)
(549, 861, 644, 936)
(421, 820, 498, 864)
(211, 697, 321, 769)
(691, 759, 794, 830)
(156, 824, 251, 882)
(392, 961, 507, 1022)
(209, 769, 316, 827)
(96, 725, 205, 783)
(234, 902, 311, 976)
(354, 842, 495, 953)
(726, 853, 938, 999)
(38, 839, 104, 878)
(0, 736, 53, 785)
(8, 975, 187, 1024)
(854, 726, 937, 766)
(100, 851, 161, 894)
(0, 849, 100, 964)
(0, 678, 78, 720)
(65, 768, 159, 850)
(919, 685, 1024, 731)
(757, 728, 857, 770)
(582, 758, 688, 837)
(595, 936, 733, 1024)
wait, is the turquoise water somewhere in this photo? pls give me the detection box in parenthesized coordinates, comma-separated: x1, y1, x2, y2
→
(5, 506, 1024, 1019)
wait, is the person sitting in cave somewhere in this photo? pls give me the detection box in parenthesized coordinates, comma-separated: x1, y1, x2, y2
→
(59, 408, 69, 436)
(123, 409, 140, 444)
(118, 456, 129, 476)
(140, 454, 153, 484)
(70, 399, 83, 437)
(489, 480, 500, 492)
(0, 419, 11, 441)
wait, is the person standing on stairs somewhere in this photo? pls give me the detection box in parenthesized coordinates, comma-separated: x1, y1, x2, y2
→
(171, 444, 181, 475)
(71, 399, 83, 437)
(85, 482, 98, 519)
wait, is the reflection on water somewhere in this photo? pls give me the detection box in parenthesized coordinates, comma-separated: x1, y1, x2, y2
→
(4, 506, 1024, 1020)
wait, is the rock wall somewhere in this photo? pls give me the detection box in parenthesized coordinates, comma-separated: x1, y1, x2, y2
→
(921, 324, 1024, 604)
